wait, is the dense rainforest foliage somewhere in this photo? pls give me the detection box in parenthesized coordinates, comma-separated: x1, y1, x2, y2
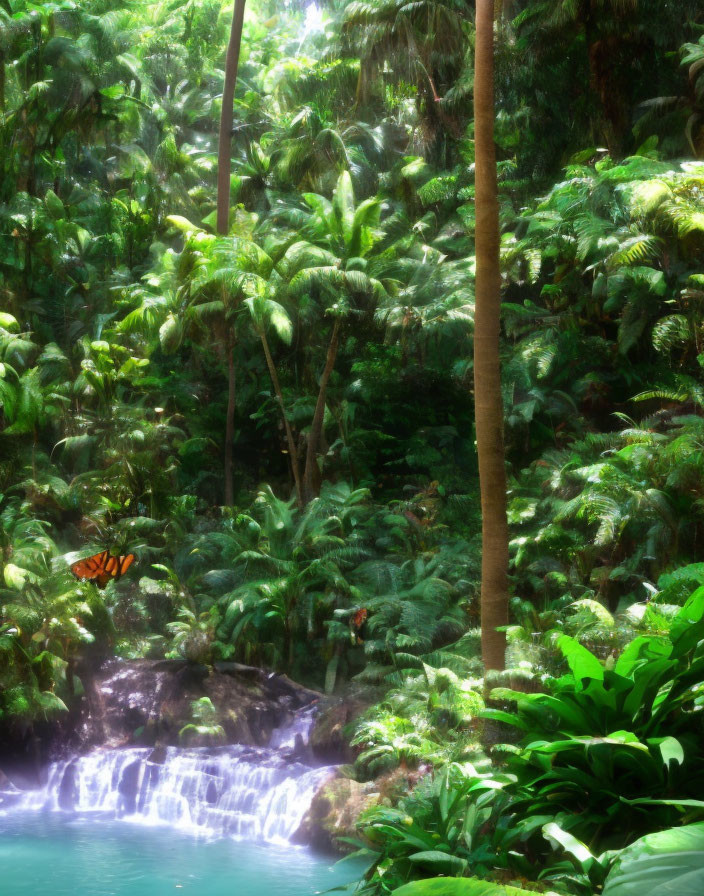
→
(2, 0, 704, 893)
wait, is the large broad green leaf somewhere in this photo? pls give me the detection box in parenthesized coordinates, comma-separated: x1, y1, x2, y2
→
(166, 214, 201, 234)
(4, 563, 31, 589)
(333, 170, 355, 242)
(244, 296, 292, 344)
(652, 735, 684, 767)
(37, 691, 68, 714)
(557, 634, 604, 683)
(569, 598, 615, 627)
(302, 192, 334, 228)
(266, 301, 293, 344)
(408, 851, 468, 874)
(44, 189, 65, 220)
(350, 197, 381, 256)
(620, 797, 704, 810)
(614, 635, 670, 678)
(670, 587, 704, 655)
(602, 823, 704, 896)
(392, 879, 552, 896)
(0, 312, 19, 332)
(159, 314, 184, 354)
(480, 708, 529, 730)
(542, 822, 596, 871)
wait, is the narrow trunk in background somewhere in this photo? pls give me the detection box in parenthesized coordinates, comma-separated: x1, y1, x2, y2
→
(217, 0, 246, 502)
(217, 0, 246, 234)
(259, 332, 303, 507)
(224, 342, 236, 505)
(473, 0, 509, 672)
(302, 319, 341, 504)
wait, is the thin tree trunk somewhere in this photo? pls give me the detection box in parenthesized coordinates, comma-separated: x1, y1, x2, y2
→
(474, 0, 508, 672)
(224, 341, 236, 505)
(22, 228, 32, 302)
(217, 0, 246, 235)
(217, 2, 245, 502)
(303, 319, 341, 503)
(354, 62, 369, 110)
(259, 332, 302, 506)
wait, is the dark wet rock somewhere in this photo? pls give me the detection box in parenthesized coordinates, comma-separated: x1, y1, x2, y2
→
(282, 732, 308, 763)
(118, 759, 142, 814)
(309, 698, 370, 764)
(148, 745, 167, 764)
(0, 653, 325, 771)
(37, 657, 327, 753)
(0, 719, 68, 777)
(212, 661, 264, 678)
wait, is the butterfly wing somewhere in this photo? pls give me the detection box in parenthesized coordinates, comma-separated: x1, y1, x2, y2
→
(96, 554, 118, 588)
(118, 554, 135, 576)
(353, 608, 368, 629)
(70, 551, 109, 582)
(351, 608, 368, 644)
(71, 551, 135, 588)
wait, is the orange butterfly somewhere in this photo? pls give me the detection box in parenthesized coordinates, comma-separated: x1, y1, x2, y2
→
(350, 607, 368, 645)
(70, 551, 135, 588)
(353, 608, 368, 630)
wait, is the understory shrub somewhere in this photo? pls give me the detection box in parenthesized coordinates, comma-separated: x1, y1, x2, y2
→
(355, 587, 704, 896)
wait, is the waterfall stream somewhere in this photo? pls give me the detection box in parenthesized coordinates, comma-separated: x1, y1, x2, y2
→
(0, 711, 335, 845)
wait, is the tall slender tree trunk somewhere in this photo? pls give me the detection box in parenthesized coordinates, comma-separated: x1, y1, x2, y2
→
(259, 332, 303, 506)
(303, 319, 341, 503)
(22, 228, 33, 302)
(217, 1, 246, 500)
(474, 0, 509, 672)
(224, 341, 236, 505)
(0, 50, 5, 113)
(585, 24, 626, 158)
(217, 0, 246, 234)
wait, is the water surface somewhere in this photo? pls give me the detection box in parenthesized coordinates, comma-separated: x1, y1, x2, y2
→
(0, 814, 363, 896)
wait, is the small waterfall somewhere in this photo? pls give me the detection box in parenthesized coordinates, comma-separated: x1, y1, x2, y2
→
(268, 704, 317, 750)
(2, 741, 334, 845)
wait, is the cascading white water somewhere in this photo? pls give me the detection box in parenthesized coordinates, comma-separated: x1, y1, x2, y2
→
(268, 705, 316, 750)
(1, 711, 334, 845)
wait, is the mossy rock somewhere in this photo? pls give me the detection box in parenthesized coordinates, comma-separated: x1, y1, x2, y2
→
(293, 773, 381, 852)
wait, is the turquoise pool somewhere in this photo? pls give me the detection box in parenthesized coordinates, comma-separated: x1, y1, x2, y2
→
(0, 814, 364, 896)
